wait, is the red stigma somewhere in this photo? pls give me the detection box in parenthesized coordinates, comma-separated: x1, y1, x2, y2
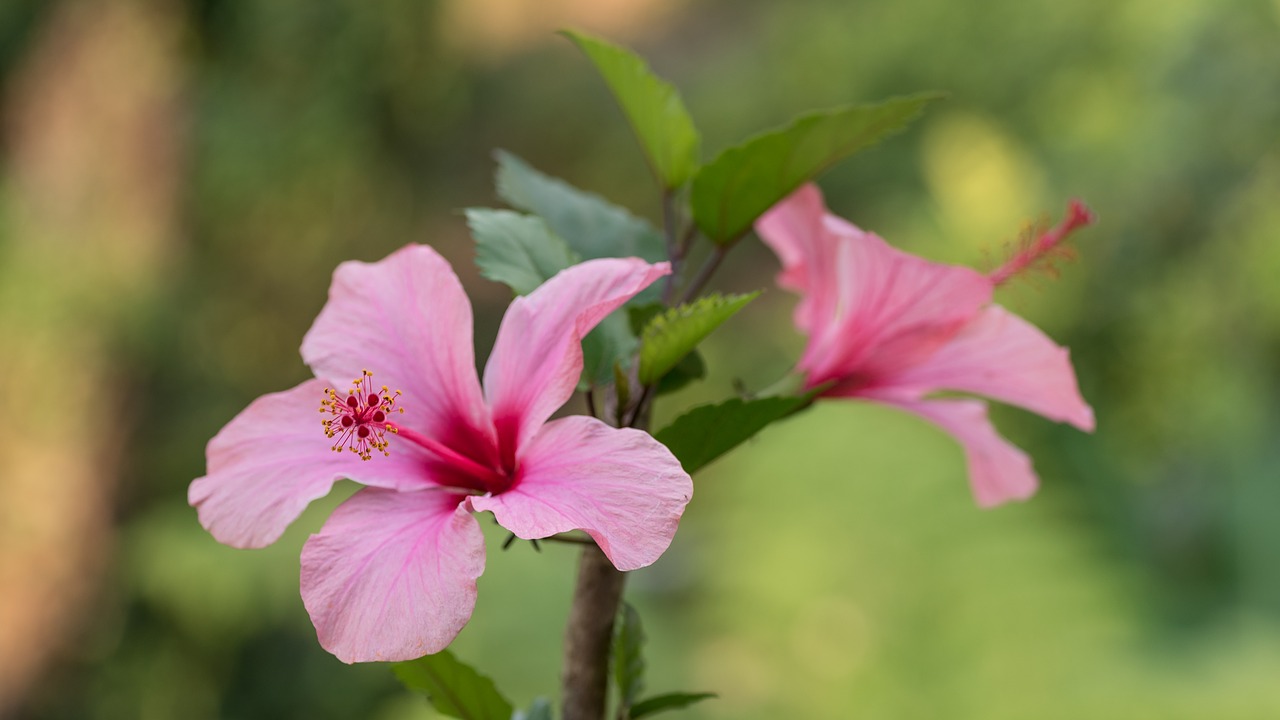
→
(989, 199, 1095, 287)
(319, 369, 404, 460)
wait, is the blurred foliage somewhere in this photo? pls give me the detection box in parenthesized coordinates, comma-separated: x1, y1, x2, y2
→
(3, 0, 1279, 718)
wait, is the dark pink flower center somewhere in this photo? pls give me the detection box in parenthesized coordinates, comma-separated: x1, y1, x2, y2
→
(320, 369, 403, 461)
(319, 369, 514, 494)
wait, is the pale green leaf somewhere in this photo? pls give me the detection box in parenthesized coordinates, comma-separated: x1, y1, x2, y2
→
(494, 150, 665, 263)
(638, 293, 757, 386)
(563, 30, 700, 188)
(690, 94, 939, 243)
(468, 208, 578, 296)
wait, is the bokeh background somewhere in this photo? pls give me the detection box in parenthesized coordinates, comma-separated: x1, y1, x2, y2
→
(2, 0, 1279, 717)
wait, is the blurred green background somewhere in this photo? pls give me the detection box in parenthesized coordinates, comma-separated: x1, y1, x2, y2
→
(2, 0, 1279, 718)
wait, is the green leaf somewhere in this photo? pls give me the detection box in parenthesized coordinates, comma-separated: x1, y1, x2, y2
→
(512, 698, 553, 720)
(613, 602, 646, 714)
(581, 311, 638, 388)
(392, 650, 514, 720)
(495, 150, 665, 263)
(654, 395, 809, 474)
(562, 30, 700, 188)
(690, 94, 939, 244)
(627, 303, 665, 334)
(613, 361, 632, 415)
(656, 350, 705, 396)
(638, 293, 757, 386)
(631, 692, 718, 719)
(467, 208, 579, 296)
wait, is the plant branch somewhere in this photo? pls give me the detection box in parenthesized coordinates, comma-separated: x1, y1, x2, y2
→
(624, 383, 655, 429)
(678, 244, 728, 305)
(561, 544, 627, 720)
(676, 220, 698, 260)
(660, 190, 681, 304)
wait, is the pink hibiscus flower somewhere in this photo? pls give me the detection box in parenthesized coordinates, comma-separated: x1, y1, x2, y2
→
(189, 245, 692, 663)
(756, 184, 1094, 507)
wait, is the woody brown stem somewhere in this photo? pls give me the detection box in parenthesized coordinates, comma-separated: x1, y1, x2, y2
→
(561, 543, 627, 720)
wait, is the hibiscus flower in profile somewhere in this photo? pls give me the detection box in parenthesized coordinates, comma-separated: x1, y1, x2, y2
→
(756, 184, 1095, 507)
(189, 245, 691, 663)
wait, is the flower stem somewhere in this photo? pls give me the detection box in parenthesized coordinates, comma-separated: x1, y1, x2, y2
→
(561, 543, 627, 720)
(660, 190, 682, 304)
(678, 244, 728, 305)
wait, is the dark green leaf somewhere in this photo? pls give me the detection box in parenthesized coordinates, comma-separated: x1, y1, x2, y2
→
(468, 208, 578, 295)
(392, 650, 514, 720)
(627, 303, 665, 334)
(654, 396, 809, 474)
(631, 692, 718, 718)
(495, 150, 665, 264)
(562, 30, 700, 188)
(656, 350, 705, 396)
(613, 602, 646, 712)
(638, 293, 757, 386)
(581, 311, 637, 388)
(690, 94, 939, 243)
(613, 361, 632, 415)
(512, 698, 553, 720)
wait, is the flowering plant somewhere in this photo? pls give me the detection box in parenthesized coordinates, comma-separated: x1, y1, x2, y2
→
(191, 29, 1094, 720)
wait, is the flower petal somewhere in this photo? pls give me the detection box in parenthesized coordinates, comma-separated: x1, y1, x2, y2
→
(883, 397, 1038, 507)
(754, 183, 836, 333)
(886, 305, 1095, 430)
(189, 379, 435, 549)
(300, 244, 496, 459)
(482, 259, 669, 455)
(468, 416, 691, 571)
(300, 487, 484, 663)
(755, 184, 991, 386)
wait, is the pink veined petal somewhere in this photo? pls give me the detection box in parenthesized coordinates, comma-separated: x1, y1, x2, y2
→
(468, 416, 692, 572)
(806, 217, 993, 385)
(300, 244, 497, 460)
(300, 487, 484, 663)
(885, 305, 1095, 431)
(754, 183, 838, 333)
(884, 397, 1039, 508)
(188, 379, 435, 549)
(754, 184, 991, 387)
(482, 258, 669, 456)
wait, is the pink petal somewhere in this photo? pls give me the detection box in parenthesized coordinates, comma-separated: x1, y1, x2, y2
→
(482, 259, 669, 456)
(886, 306, 1095, 431)
(300, 245, 496, 461)
(300, 488, 484, 663)
(755, 185, 992, 386)
(885, 397, 1038, 507)
(754, 184, 836, 333)
(468, 416, 692, 572)
(189, 379, 435, 549)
